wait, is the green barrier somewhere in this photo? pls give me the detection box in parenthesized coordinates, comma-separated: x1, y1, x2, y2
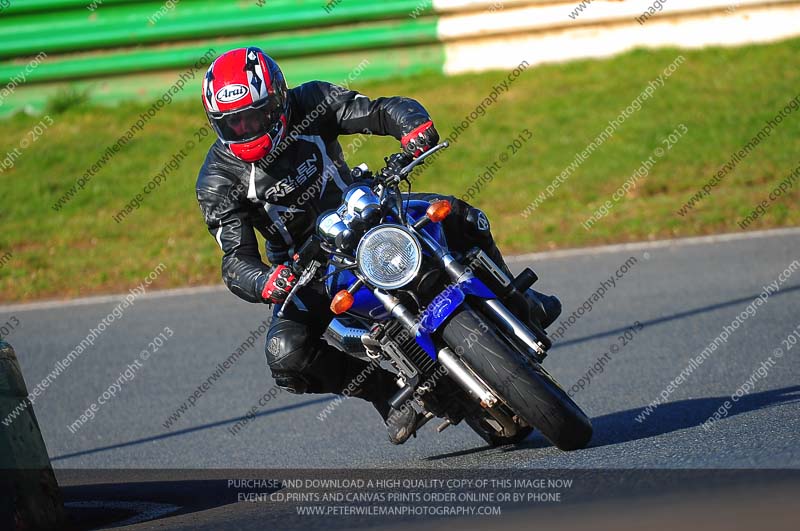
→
(0, 0, 444, 116)
(0, 17, 438, 85)
(0, 43, 445, 117)
(0, 0, 431, 59)
(0, 0, 135, 16)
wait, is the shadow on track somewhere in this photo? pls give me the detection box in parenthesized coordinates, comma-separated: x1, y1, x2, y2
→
(475, 384, 800, 456)
(587, 384, 800, 448)
(51, 396, 331, 462)
(428, 385, 800, 460)
(552, 284, 800, 350)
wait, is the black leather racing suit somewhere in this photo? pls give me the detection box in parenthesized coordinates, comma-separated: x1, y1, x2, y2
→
(196, 81, 511, 419)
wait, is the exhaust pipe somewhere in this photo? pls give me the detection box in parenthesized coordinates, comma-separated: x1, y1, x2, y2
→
(323, 319, 370, 356)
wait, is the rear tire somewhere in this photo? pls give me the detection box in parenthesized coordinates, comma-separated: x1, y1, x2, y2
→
(441, 306, 592, 451)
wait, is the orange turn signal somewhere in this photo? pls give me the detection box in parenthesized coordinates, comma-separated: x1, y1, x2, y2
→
(330, 290, 355, 314)
(426, 199, 451, 223)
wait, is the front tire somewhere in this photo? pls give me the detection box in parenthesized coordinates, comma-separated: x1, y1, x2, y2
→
(441, 306, 592, 451)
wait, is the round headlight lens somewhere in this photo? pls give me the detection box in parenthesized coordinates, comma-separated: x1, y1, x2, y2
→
(356, 225, 422, 290)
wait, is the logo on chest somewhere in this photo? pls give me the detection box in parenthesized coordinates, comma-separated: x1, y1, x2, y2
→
(263, 153, 322, 201)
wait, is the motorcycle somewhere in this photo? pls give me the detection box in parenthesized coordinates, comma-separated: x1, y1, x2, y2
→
(280, 142, 592, 450)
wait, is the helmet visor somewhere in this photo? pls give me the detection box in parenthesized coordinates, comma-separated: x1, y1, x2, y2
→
(208, 97, 284, 143)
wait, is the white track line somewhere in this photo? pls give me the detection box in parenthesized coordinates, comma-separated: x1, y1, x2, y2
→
(505, 227, 800, 263)
(2, 227, 798, 313)
(0, 284, 226, 313)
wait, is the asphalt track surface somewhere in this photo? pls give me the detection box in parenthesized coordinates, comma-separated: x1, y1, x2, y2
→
(2, 228, 799, 529)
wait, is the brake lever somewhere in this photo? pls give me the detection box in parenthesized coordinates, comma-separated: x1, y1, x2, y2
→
(277, 260, 321, 318)
(375, 142, 450, 189)
(399, 141, 449, 177)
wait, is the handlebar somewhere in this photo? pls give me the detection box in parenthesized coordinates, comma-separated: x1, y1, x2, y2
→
(399, 141, 450, 176)
(376, 141, 450, 187)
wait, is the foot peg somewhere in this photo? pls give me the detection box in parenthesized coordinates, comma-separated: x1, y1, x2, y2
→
(436, 419, 453, 433)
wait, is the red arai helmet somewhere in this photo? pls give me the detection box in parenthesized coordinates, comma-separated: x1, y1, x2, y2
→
(202, 47, 289, 162)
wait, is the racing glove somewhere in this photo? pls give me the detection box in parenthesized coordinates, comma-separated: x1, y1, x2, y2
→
(401, 120, 439, 158)
(261, 265, 296, 303)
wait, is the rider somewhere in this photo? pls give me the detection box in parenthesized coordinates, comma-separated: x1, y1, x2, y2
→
(195, 47, 561, 444)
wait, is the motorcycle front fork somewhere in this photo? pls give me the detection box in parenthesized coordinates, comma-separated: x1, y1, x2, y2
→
(413, 226, 549, 362)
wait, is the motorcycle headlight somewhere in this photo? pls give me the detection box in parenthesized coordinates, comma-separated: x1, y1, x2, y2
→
(356, 225, 422, 290)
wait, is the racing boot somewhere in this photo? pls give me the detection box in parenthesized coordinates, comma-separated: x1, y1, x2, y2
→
(325, 343, 430, 444)
(350, 379, 422, 444)
(523, 289, 562, 330)
(336, 359, 423, 444)
(385, 404, 426, 445)
(476, 239, 562, 331)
